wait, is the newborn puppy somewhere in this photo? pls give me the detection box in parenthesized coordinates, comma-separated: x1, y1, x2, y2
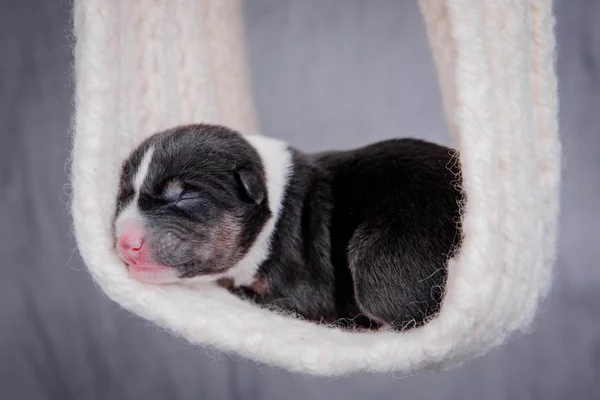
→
(113, 124, 463, 330)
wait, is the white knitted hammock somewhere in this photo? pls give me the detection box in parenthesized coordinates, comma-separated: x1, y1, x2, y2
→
(71, 0, 561, 376)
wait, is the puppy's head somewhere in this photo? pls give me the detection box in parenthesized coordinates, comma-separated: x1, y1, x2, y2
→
(113, 124, 273, 284)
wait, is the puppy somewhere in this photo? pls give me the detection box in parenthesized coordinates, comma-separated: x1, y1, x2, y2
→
(113, 124, 463, 331)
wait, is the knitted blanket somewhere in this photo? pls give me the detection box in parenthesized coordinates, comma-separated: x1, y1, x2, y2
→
(71, 0, 561, 376)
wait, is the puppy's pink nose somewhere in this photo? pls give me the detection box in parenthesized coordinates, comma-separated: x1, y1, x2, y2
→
(118, 235, 145, 265)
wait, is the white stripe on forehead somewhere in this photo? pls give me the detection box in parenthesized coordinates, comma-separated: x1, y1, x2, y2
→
(134, 146, 155, 195)
(114, 145, 155, 238)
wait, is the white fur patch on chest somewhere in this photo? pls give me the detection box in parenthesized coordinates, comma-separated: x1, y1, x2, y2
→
(224, 134, 293, 286)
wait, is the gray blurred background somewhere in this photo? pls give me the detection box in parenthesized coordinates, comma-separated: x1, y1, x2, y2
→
(1, 0, 599, 399)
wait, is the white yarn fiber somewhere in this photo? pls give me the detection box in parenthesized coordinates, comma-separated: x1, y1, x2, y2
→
(71, 0, 561, 376)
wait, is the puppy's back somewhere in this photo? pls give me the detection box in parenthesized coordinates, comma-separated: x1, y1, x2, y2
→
(316, 139, 463, 328)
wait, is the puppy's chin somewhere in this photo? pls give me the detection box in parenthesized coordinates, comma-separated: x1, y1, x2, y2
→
(125, 262, 227, 287)
(127, 263, 181, 285)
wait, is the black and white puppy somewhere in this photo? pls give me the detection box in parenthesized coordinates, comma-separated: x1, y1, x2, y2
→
(113, 124, 463, 331)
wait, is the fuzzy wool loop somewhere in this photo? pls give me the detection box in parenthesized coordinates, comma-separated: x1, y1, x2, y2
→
(70, 0, 561, 376)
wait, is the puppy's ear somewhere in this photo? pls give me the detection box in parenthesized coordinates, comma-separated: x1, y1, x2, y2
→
(234, 167, 266, 205)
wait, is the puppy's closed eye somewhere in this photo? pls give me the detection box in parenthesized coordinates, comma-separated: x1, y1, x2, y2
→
(163, 181, 201, 207)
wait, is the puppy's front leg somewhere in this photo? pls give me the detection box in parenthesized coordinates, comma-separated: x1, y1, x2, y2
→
(217, 277, 266, 304)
